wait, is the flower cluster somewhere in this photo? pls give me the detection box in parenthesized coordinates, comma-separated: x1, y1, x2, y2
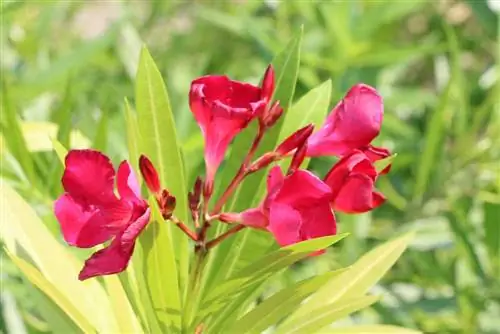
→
(54, 65, 391, 280)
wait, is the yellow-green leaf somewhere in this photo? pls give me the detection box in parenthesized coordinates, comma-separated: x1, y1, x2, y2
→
(0, 181, 119, 333)
(275, 296, 379, 334)
(284, 232, 413, 325)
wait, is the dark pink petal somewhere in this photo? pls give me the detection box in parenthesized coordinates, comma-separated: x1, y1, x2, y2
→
(78, 208, 151, 280)
(54, 194, 115, 248)
(230, 81, 262, 108)
(62, 150, 116, 205)
(307, 84, 383, 157)
(276, 170, 331, 206)
(324, 150, 377, 199)
(298, 203, 337, 240)
(116, 161, 142, 202)
(264, 166, 285, 209)
(332, 173, 385, 213)
(268, 202, 301, 247)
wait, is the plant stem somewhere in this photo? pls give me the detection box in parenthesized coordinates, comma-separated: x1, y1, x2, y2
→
(206, 224, 246, 249)
(183, 247, 207, 331)
(170, 216, 198, 242)
(211, 126, 266, 214)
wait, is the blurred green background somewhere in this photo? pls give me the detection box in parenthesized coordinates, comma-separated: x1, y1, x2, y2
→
(1, 0, 499, 333)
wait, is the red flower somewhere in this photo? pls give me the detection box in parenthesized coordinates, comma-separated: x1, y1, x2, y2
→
(54, 150, 150, 280)
(307, 84, 384, 157)
(324, 150, 385, 213)
(234, 166, 336, 247)
(189, 65, 275, 195)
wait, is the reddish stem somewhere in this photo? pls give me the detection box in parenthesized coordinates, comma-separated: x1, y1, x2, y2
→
(170, 216, 198, 242)
(206, 224, 246, 249)
(211, 126, 266, 214)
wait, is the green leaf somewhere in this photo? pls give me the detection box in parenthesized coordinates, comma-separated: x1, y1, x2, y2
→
(135, 46, 189, 297)
(328, 325, 422, 333)
(484, 201, 500, 273)
(278, 79, 332, 141)
(413, 71, 454, 203)
(202, 234, 348, 331)
(0, 121, 90, 154)
(51, 139, 68, 164)
(103, 275, 142, 333)
(7, 253, 96, 334)
(229, 269, 348, 334)
(275, 295, 379, 334)
(284, 232, 413, 325)
(92, 111, 109, 151)
(0, 182, 119, 333)
(138, 198, 182, 331)
(124, 98, 141, 173)
(0, 84, 36, 184)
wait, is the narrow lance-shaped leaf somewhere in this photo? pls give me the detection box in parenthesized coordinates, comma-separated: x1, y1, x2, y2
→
(275, 296, 379, 334)
(282, 232, 414, 326)
(229, 269, 348, 334)
(135, 47, 187, 327)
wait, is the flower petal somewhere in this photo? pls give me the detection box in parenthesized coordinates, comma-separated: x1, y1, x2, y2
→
(62, 150, 116, 205)
(276, 169, 331, 206)
(324, 150, 377, 199)
(298, 203, 337, 240)
(116, 161, 142, 202)
(54, 194, 115, 248)
(268, 202, 301, 247)
(78, 208, 151, 280)
(307, 84, 383, 156)
(332, 173, 385, 213)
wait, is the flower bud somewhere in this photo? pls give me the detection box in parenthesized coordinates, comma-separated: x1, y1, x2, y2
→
(248, 152, 278, 173)
(139, 155, 161, 194)
(261, 101, 283, 128)
(159, 189, 176, 219)
(260, 64, 275, 102)
(288, 141, 308, 175)
(276, 124, 314, 156)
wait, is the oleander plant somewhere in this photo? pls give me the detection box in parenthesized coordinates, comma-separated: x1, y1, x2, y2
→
(2, 1, 499, 333)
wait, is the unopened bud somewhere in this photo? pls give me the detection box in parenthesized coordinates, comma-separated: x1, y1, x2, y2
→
(261, 101, 283, 128)
(188, 177, 203, 211)
(248, 152, 278, 173)
(288, 141, 308, 175)
(139, 155, 161, 194)
(260, 64, 275, 102)
(275, 124, 314, 156)
(160, 189, 176, 219)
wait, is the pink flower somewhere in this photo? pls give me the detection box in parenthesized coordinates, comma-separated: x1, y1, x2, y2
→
(324, 150, 385, 214)
(229, 166, 336, 248)
(54, 150, 150, 280)
(307, 84, 384, 157)
(189, 65, 275, 196)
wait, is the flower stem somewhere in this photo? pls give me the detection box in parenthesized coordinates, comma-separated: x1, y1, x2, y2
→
(211, 126, 266, 214)
(170, 216, 198, 242)
(206, 224, 246, 249)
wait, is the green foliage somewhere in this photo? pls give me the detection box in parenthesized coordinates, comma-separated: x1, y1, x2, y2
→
(1, 1, 499, 333)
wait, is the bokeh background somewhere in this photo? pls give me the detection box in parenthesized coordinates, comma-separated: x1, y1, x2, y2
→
(1, 1, 499, 333)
